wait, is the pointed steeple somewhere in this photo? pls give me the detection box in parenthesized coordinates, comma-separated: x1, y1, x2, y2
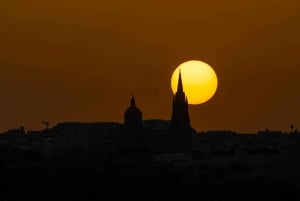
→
(171, 68, 190, 129)
(131, 94, 136, 107)
(177, 69, 183, 93)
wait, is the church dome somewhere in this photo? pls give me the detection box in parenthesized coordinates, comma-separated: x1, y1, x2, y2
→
(124, 96, 142, 129)
(124, 106, 142, 120)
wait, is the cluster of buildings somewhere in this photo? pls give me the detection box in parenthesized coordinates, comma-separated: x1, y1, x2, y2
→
(122, 70, 192, 154)
(0, 71, 299, 170)
(0, 71, 195, 167)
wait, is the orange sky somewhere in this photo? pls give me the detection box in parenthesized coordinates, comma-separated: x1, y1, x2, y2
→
(1, 0, 300, 132)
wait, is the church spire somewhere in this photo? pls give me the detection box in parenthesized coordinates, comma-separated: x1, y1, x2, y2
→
(171, 68, 190, 129)
(177, 69, 183, 93)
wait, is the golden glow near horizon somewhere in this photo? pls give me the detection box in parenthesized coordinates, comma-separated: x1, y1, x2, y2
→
(171, 60, 218, 105)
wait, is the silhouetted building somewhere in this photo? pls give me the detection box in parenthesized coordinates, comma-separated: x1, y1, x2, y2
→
(123, 95, 145, 149)
(124, 95, 142, 131)
(171, 70, 190, 129)
(170, 70, 192, 153)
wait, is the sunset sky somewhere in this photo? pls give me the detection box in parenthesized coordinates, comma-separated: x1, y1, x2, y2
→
(1, 0, 300, 132)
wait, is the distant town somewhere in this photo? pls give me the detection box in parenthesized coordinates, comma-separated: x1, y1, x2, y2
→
(0, 71, 299, 200)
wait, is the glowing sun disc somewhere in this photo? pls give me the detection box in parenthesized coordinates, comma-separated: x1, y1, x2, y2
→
(171, 60, 218, 105)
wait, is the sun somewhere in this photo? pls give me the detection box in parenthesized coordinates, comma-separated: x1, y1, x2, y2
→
(171, 60, 218, 105)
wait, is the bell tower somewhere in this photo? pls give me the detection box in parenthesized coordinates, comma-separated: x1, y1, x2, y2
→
(170, 70, 192, 153)
(171, 70, 190, 128)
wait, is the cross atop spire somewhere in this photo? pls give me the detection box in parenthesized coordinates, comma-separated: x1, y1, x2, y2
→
(177, 69, 183, 93)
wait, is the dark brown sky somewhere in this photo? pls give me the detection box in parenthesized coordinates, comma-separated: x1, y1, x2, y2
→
(1, 0, 300, 132)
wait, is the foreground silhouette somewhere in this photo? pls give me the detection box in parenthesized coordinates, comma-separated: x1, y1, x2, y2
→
(0, 74, 299, 200)
(0, 123, 300, 201)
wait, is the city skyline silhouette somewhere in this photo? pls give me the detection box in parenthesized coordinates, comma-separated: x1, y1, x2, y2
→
(0, 74, 299, 200)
